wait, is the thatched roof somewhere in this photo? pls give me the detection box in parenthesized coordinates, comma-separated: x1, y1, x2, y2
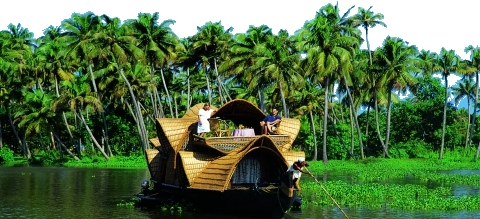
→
(155, 117, 197, 153)
(149, 138, 161, 147)
(188, 136, 288, 192)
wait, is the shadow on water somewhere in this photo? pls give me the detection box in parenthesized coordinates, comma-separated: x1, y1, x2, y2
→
(2, 166, 480, 219)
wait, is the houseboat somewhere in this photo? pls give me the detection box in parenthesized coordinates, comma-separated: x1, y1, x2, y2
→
(138, 99, 305, 218)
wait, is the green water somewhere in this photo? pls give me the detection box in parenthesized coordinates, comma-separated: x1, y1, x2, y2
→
(1, 166, 479, 219)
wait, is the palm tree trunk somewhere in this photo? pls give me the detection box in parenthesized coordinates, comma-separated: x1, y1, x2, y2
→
(55, 74, 74, 138)
(374, 88, 387, 156)
(187, 68, 192, 107)
(21, 132, 31, 159)
(469, 72, 479, 147)
(364, 104, 371, 155)
(322, 76, 330, 164)
(439, 76, 449, 159)
(259, 83, 266, 112)
(0, 121, 3, 149)
(7, 106, 26, 157)
(120, 68, 149, 150)
(349, 105, 354, 154)
(465, 98, 471, 151)
(365, 28, 373, 66)
(344, 76, 365, 159)
(53, 132, 80, 160)
(77, 109, 109, 160)
(385, 87, 393, 158)
(88, 63, 111, 156)
(160, 68, 174, 117)
(174, 93, 179, 118)
(204, 68, 213, 104)
(310, 110, 317, 161)
(213, 57, 224, 105)
(154, 87, 165, 118)
(330, 106, 356, 160)
(279, 83, 288, 118)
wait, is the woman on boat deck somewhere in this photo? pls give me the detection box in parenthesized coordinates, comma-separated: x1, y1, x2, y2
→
(197, 103, 216, 137)
(287, 158, 311, 190)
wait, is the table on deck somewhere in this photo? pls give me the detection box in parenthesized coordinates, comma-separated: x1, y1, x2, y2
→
(232, 128, 255, 137)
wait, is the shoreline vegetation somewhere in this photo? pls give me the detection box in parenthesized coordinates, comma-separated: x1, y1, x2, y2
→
(1, 1, 480, 200)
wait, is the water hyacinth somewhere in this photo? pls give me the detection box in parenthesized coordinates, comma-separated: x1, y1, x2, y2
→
(300, 159, 480, 211)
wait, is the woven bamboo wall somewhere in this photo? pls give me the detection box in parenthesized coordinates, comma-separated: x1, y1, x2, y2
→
(276, 118, 300, 151)
(281, 151, 306, 166)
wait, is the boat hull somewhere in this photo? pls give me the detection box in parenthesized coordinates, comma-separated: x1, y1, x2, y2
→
(137, 184, 297, 219)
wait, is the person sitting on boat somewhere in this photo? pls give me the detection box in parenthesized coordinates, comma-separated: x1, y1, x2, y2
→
(287, 157, 311, 190)
(197, 103, 216, 137)
(262, 108, 281, 135)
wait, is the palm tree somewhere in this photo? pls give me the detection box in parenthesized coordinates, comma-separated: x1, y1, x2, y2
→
(350, 6, 387, 65)
(60, 12, 115, 155)
(128, 12, 177, 117)
(15, 89, 80, 160)
(464, 45, 480, 149)
(451, 79, 476, 149)
(416, 50, 437, 77)
(433, 48, 463, 159)
(292, 80, 323, 160)
(222, 25, 273, 111)
(261, 30, 303, 117)
(192, 21, 233, 105)
(297, 3, 359, 164)
(374, 36, 418, 157)
(52, 74, 109, 159)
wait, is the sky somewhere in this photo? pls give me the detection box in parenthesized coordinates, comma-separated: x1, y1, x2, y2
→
(1, 0, 477, 60)
(0, 0, 478, 107)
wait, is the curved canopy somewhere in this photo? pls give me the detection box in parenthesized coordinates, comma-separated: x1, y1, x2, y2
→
(212, 99, 266, 128)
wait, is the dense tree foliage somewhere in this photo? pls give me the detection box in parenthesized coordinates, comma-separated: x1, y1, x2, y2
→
(1, 4, 479, 164)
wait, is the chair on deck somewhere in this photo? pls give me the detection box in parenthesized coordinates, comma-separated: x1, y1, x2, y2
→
(209, 118, 231, 137)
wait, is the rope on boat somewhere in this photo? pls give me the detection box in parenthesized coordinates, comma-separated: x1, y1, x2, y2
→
(305, 167, 350, 219)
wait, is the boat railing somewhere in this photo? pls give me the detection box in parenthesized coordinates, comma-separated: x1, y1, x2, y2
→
(192, 135, 290, 153)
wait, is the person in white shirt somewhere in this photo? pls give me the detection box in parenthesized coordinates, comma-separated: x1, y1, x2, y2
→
(287, 157, 311, 190)
(197, 103, 216, 137)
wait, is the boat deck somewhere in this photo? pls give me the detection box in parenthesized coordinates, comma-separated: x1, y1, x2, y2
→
(192, 134, 290, 153)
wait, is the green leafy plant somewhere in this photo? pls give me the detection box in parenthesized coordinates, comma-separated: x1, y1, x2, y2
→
(0, 148, 14, 163)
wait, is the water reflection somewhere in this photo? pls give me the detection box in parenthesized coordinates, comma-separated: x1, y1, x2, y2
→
(1, 166, 480, 219)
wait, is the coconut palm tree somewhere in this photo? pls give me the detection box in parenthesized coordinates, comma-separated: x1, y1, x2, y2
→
(15, 89, 80, 160)
(374, 36, 418, 157)
(222, 25, 273, 111)
(192, 21, 233, 105)
(261, 30, 303, 117)
(433, 48, 463, 159)
(350, 6, 387, 65)
(451, 79, 476, 149)
(52, 74, 109, 159)
(296, 3, 359, 164)
(127, 12, 177, 117)
(464, 45, 480, 150)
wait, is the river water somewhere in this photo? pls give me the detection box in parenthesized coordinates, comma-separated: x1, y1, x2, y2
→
(1, 166, 479, 219)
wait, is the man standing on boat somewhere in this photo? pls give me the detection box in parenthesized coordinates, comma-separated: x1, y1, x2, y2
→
(197, 103, 216, 137)
(287, 158, 311, 190)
